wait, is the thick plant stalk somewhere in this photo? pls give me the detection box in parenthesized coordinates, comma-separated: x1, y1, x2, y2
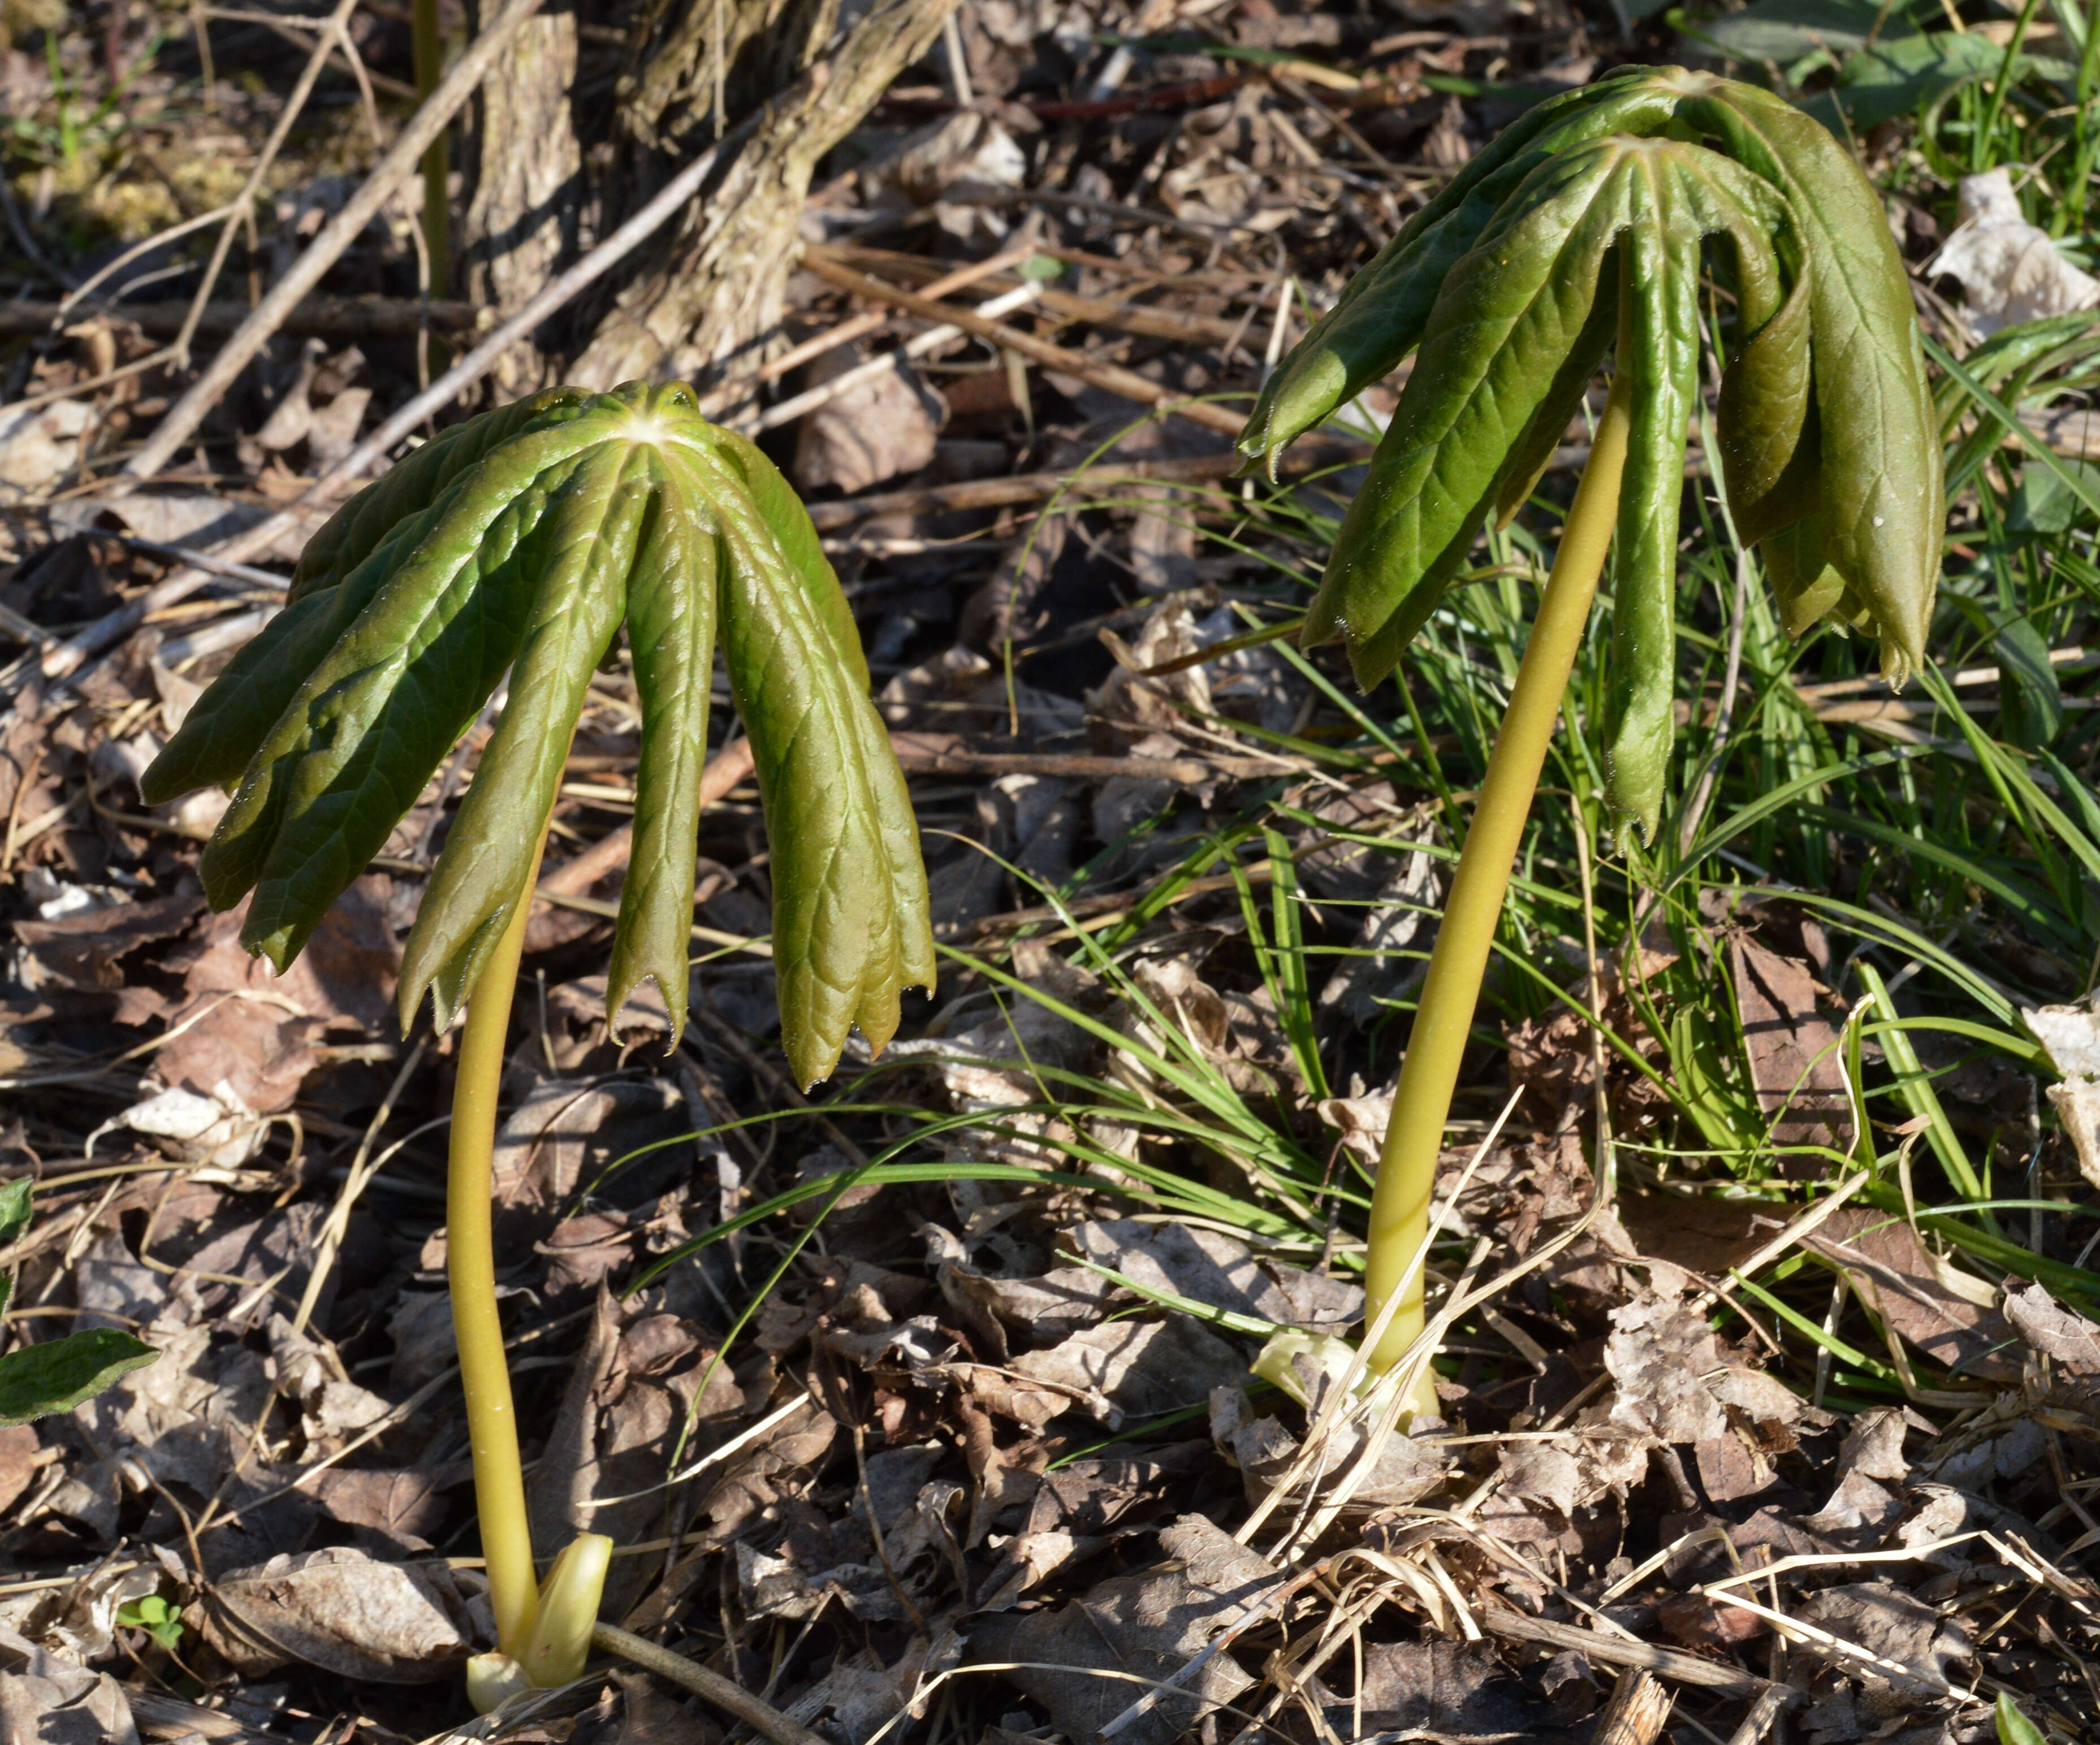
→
(1362, 365, 1635, 1382)
(448, 825, 550, 1655)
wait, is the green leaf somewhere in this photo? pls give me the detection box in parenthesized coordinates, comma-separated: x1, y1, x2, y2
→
(0, 1328, 156, 1424)
(606, 453, 718, 1045)
(286, 388, 591, 603)
(399, 439, 644, 1030)
(202, 431, 597, 970)
(1603, 198, 1701, 839)
(1305, 133, 1789, 691)
(1237, 67, 1690, 465)
(144, 379, 935, 1082)
(1684, 76, 1944, 682)
(690, 441, 935, 1088)
(1819, 33, 2077, 133)
(1718, 261, 1818, 547)
(2008, 457, 2100, 534)
(1993, 615, 2065, 750)
(1996, 1692, 2049, 1745)
(1492, 265, 1620, 528)
(0, 1178, 33, 1250)
(1687, 0, 1917, 62)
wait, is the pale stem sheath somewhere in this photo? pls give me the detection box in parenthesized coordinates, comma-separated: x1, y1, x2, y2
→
(1362, 363, 1635, 1375)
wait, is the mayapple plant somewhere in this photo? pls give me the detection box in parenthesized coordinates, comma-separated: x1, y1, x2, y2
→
(142, 380, 934, 1707)
(1238, 66, 1942, 1399)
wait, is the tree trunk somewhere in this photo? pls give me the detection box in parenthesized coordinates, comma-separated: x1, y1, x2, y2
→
(460, 6, 582, 397)
(460, 0, 958, 393)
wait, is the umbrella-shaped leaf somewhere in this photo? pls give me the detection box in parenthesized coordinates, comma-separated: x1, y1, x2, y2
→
(142, 380, 932, 1081)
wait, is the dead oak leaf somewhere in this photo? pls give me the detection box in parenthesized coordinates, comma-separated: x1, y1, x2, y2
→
(1606, 1283, 1805, 1448)
(11, 890, 203, 994)
(2003, 1281, 2100, 1374)
(0, 1624, 140, 1745)
(1793, 1581, 1972, 1703)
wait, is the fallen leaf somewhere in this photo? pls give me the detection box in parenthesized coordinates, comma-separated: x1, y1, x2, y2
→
(1729, 937, 1853, 1160)
(306, 1467, 452, 1555)
(0, 1623, 139, 1745)
(969, 1516, 1281, 1745)
(0, 400, 92, 501)
(1801, 1405, 1912, 1547)
(0, 1561, 161, 1669)
(987, 1315, 1247, 1429)
(199, 1547, 472, 1683)
(1064, 1218, 1361, 1333)
(1355, 1639, 1564, 1739)
(266, 1317, 393, 1452)
(92, 1082, 267, 1170)
(1660, 1588, 1771, 1652)
(1606, 1278, 1806, 1447)
(1211, 1378, 1449, 1515)
(784, 1639, 949, 1745)
(1793, 1581, 1972, 1700)
(1804, 1210, 2023, 1385)
(49, 492, 322, 562)
(2024, 998, 2100, 1189)
(974, 1443, 1209, 1609)
(152, 878, 397, 1116)
(2002, 1281, 2100, 1374)
(11, 891, 204, 994)
(1932, 167, 2100, 339)
(792, 348, 947, 494)
(0, 1427, 43, 1519)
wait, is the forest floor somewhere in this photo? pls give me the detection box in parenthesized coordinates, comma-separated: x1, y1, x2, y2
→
(3, 1, 2100, 1742)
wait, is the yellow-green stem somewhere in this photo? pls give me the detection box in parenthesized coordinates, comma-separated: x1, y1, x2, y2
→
(448, 828, 547, 1656)
(412, 0, 450, 296)
(1362, 364, 1635, 1380)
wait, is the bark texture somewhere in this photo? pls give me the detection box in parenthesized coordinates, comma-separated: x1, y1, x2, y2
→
(460, 0, 960, 392)
(461, 6, 582, 397)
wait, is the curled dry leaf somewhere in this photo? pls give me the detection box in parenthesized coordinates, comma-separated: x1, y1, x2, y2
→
(0, 1624, 140, 1745)
(792, 347, 948, 495)
(1930, 168, 2100, 340)
(2002, 1281, 2100, 1376)
(1606, 1270, 1809, 1445)
(198, 1547, 473, 1683)
(2023, 996, 2100, 1189)
(982, 1314, 1247, 1429)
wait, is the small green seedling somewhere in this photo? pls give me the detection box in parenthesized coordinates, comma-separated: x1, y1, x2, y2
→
(116, 1594, 184, 1652)
(143, 380, 933, 1708)
(1238, 65, 1943, 1398)
(0, 1179, 157, 1424)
